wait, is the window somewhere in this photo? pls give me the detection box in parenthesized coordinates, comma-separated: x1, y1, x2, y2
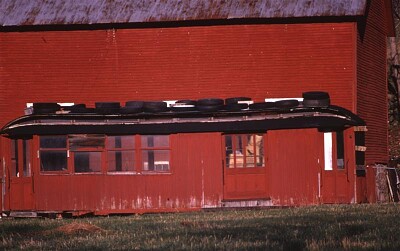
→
(225, 134, 264, 168)
(324, 131, 345, 171)
(106, 136, 135, 172)
(23, 140, 31, 177)
(39, 136, 68, 172)
(69, 134, 104, 173)
(11, 140, 19, 177)
(336, 131, 345, 169)
(11, 139, 32, 177)
(141, 135, 170, 172)
(324, 133, 333, 171)
(38, 134, 172, 175)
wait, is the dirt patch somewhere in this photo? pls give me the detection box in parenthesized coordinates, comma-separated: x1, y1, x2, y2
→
(55, 222, 104, 235)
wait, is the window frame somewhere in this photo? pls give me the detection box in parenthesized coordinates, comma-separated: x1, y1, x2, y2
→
(38, 135, 69, 174)
(37, 134, 172, 175)
(106, 135, 136, 174)
(224, 133, 266, 169)
(68, 134, 105, 174)
(140, 135, 171, 173)
(323, 131, 346, 171)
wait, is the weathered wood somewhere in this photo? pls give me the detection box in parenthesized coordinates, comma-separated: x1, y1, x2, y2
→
(0, 0, 367, 27)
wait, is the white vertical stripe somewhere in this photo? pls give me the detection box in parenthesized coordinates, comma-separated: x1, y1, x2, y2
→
(324, 132, 333, 171)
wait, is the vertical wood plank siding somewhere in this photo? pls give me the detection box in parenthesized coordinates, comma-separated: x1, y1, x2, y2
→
(0, 23, 355, 128)
(33, 133, 222, 212)
(357, 0, 388, 164)
(1, 22, 362, 211)
(267, 129, 321, 205)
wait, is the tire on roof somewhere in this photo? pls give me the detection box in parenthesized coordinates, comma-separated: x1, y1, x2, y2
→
(249, 102, 275, 110)
(302, 91, 330, 100)
(275, 99, 299, 108)
(225, 97, 252, 105)
(197, 98, 224, 106)
(224, 103, 248, 111)
(143, 101, 168, 113)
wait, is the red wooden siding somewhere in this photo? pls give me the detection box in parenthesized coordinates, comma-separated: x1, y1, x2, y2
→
(357, 0, 388, 165)
(30, 133, 222, 213)
(267, 129, 321, 205)
(0, 23, 356, 128)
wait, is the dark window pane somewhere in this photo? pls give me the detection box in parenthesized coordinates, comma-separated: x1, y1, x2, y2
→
(141, 135, 169, 148)
(40, 151, 67, 171)
(142, 150, 170, 171)
(336, 131, 345, 169)
(107, 150, 135, 172)
(40, 136, 67, 148)
(106, 136, 135, 149)
(23, 140, 31, 177)
(11, 140, 18, 177)
(225, 135, 233, 167)
(74, 152, 102, 173)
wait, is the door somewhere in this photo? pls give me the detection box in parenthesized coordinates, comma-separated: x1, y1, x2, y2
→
(223, 133, 267, 200)
(321, 130, 352, 203)
(8, 139, 35, 210)
(267, 129, 321, 205)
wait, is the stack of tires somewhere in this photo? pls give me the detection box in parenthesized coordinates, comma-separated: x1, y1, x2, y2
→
(302, 91, 330, 108)
(249, 99, 299, 110)
(196, 98, 224, 112)
(32, 91, 331, 116)
(63, 104, 95, 113)
(121, 101, 144, 114)
(95, 102, 121, 114)
(143, 101, 168, 113)
(224, 97, 251, 111)
(33, 103, 61, 114)
(171, 100, 197, 112)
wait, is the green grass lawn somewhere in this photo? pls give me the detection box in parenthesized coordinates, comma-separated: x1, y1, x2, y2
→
(1, 204, 400, 250)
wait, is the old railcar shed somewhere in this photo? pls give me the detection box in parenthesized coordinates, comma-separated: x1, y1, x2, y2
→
(0, 0, 394, 216)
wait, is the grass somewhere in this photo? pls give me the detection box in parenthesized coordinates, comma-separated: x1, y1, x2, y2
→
(1, 204, 400, 250)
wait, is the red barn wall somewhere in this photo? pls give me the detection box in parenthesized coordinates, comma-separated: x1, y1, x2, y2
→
(0, 22, 364, 211)
(357, 0, 389, 165)
(0, 22, 356, 128)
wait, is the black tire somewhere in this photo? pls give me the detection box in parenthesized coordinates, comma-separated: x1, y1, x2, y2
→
(69, 107, 96, 113)
(95, 108, 121, 114)
(125, 101, 144, 108)
(175, 100, 197, 106)
(225, 97, 252, 105)
(143, 101, 168, 112)
(33, 108, 60, 114)
(33, 103, 60, 114)
(196, 105, 223, 112)
(33, 102, 60, 109)
(80, 108, 96, 113)
(197, 98, 224, 106)
(120, 106, 143, 114)
(275, 99, 299, 108)
(249, 102, 275, 110)
(95, 102, 121, 109)
(303, 98, 330, 108)
(70, 104, 86, 109)
(224, 103, 248, 111)
(63, 104, 86, 112)
(302, 91, 330, 100)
